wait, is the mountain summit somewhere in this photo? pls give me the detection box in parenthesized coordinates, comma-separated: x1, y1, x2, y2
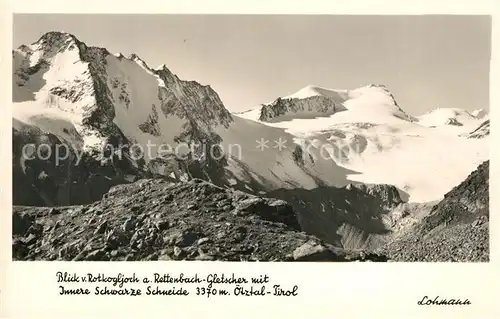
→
(239, 84, 413, 123)
(14, 31, 233, 149)
(12, 31, 235, 205)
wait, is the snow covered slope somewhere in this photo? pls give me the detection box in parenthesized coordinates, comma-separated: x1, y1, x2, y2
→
(236, 85, 489, 202)
(283, 85, 349, 100)
(13, 32, 233, 155)
(342, 85, 414, 122)
(12, 31, 357, 205)
(214, 115, 356, 192)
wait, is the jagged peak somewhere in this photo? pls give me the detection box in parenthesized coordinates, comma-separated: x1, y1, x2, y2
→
(153, 63, 175, 77)
(127, 53, 158, 74)
(129, 53, 150, 64)
(18, 31, 103, 59)
(35, 31, 79, 46)
(156, 63, 168, 70)
(129, 53, 140, 60)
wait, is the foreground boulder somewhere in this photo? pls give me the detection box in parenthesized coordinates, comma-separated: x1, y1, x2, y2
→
(12, 178, 387, 262)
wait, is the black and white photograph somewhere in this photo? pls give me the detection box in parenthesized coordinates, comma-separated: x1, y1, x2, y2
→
(11, 14, 490, 263)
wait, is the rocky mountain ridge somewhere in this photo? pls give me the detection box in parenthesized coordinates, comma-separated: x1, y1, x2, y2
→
(381, 160, 489, 261)
(462, 119, 490, 139)
(253, 84, 413, 123)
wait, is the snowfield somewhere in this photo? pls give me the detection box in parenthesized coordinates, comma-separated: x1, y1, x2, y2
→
(237, 85, 489, 202)
(214, 115, 356, 191)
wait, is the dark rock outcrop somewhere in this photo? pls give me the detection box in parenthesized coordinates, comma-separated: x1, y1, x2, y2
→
(444, 118, 463, 126)
(462, 119, 490, 139)
(259, 95, 347, 122)
(382, 161, 489, 262)
(12, 120, 147, 207)
(267, 183, 404, 249)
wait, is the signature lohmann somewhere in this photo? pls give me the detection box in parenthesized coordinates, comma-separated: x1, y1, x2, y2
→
(418, 296, 471, 306)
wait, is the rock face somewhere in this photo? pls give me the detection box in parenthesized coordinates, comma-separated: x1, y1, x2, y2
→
(267, 183, 404, 250)
(462, 119, 490, 139)
(12, 31, 234, 206)
(14, 32, 233, 129)
(471, 108, 488, 120)
(444, 118, 463, 126)
(259, 95, 347, 122)
(12, 120, 148, 206)
(382, 161, 489, 262)
(12, 178, 387, 262)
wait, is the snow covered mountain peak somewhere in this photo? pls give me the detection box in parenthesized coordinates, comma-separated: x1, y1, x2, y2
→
(155, 63, 169, 70)
(238, 83, 412, 123)
(283, 84, 349, 100)
(129, 53, 150, 67)
(129, 53, 140, 60)
(35, 31, 79, 47)
(14, 31, 84, 70)
(26, 31, 105, 62)
(13, 31, 235, 155)
(342, 84, 413, 121)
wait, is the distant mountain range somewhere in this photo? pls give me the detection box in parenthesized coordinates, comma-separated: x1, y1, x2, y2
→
(11, 32, 489, 262)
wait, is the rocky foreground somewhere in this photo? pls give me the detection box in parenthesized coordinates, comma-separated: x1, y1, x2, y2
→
(12, 161, 489, 262)
(381, 161, 489, 262)
(12, 178, 387, 262)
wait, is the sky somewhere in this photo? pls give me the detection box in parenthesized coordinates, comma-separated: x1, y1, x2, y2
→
(13, 14, 491, 115)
